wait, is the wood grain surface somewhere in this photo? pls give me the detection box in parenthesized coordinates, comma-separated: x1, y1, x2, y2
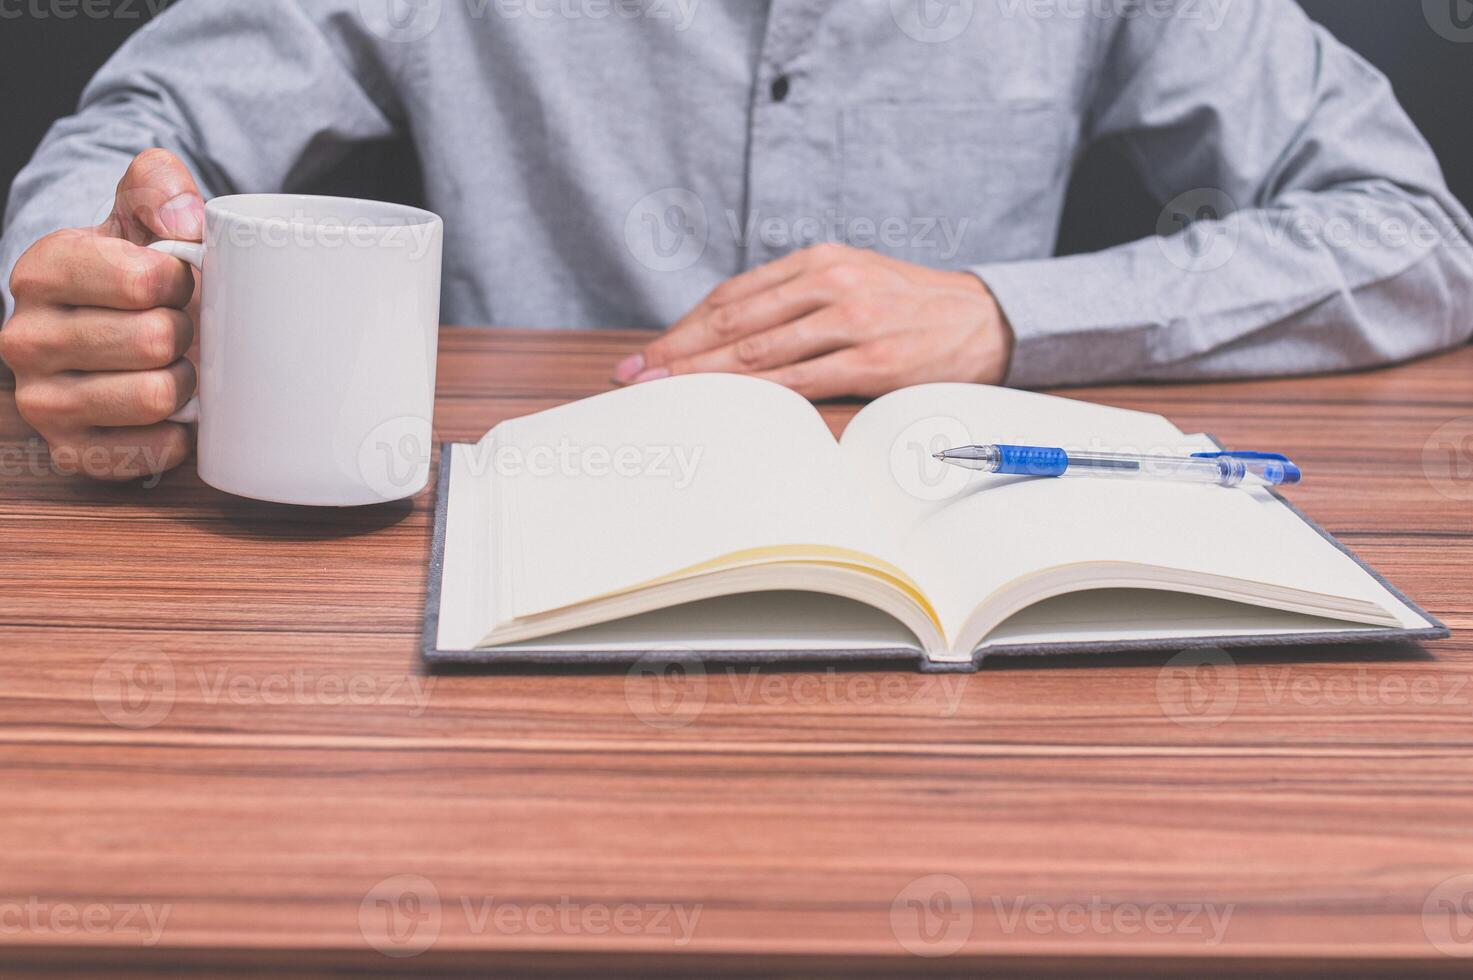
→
(2, 329, 1472, 977)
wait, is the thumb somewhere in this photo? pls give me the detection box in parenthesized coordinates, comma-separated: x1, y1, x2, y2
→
(105, 148, 206, 245)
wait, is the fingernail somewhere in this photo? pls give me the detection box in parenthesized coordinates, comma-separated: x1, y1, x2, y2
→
(613, 353, 645, 383)
(632, 367, 671, 383)
(160, 193, 205, 240)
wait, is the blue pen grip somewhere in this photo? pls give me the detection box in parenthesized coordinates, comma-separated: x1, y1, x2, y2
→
(993, 445, 1069, 477)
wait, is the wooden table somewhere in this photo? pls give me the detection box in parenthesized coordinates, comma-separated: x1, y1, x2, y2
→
(3, 328, 1472, 977)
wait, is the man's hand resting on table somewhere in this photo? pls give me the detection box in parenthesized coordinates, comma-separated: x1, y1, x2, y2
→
(614, 244, 1015, 400)
(1, 149, 203, 481)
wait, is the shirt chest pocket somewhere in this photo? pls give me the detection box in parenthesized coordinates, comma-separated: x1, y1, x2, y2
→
(839, 102, 1077, 268)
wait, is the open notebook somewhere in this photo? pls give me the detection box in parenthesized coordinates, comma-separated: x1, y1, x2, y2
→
(423, 375, 1445, 671)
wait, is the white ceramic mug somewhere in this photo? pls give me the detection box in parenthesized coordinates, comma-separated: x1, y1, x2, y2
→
(148, 194, 443, 506)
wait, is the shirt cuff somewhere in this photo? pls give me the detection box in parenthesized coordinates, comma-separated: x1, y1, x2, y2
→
(969, 251, 1162, 389)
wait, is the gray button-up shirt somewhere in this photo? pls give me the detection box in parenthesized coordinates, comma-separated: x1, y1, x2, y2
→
(4, 0, 1471, 387)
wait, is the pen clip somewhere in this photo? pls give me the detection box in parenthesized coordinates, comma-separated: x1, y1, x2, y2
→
(1191, 451, 1302, 485)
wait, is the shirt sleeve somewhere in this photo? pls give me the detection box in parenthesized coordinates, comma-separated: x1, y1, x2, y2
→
(974, 0, 1473, 388)
(0, 0, 403, 320)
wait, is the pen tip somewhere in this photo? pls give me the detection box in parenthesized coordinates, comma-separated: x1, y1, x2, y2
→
(932, 452, 946, 461)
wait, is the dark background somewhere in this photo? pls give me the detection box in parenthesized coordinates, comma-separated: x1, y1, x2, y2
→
(0, 0, 1468, 257)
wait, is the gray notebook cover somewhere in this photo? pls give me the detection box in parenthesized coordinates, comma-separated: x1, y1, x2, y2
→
(420, 442, 1449, 673)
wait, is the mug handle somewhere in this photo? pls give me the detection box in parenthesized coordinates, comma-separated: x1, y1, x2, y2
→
(147, 240, 206, 425)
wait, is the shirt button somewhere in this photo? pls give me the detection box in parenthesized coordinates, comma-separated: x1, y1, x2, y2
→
(770, 74, 791, 103)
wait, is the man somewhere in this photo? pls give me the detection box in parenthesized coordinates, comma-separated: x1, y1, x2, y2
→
(2, 0, 1470, 482)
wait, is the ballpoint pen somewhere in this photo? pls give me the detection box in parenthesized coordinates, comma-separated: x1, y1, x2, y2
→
(931, 444, 1302, 488)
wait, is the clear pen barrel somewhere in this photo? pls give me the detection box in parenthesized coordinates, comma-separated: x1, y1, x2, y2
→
(1063, 452, 1246, 486)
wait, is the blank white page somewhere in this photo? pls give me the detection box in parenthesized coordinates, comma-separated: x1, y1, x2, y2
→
(487, 374, 864, 620)
(906, 476, 1409, 643)
(835, 383, 1407, 644)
